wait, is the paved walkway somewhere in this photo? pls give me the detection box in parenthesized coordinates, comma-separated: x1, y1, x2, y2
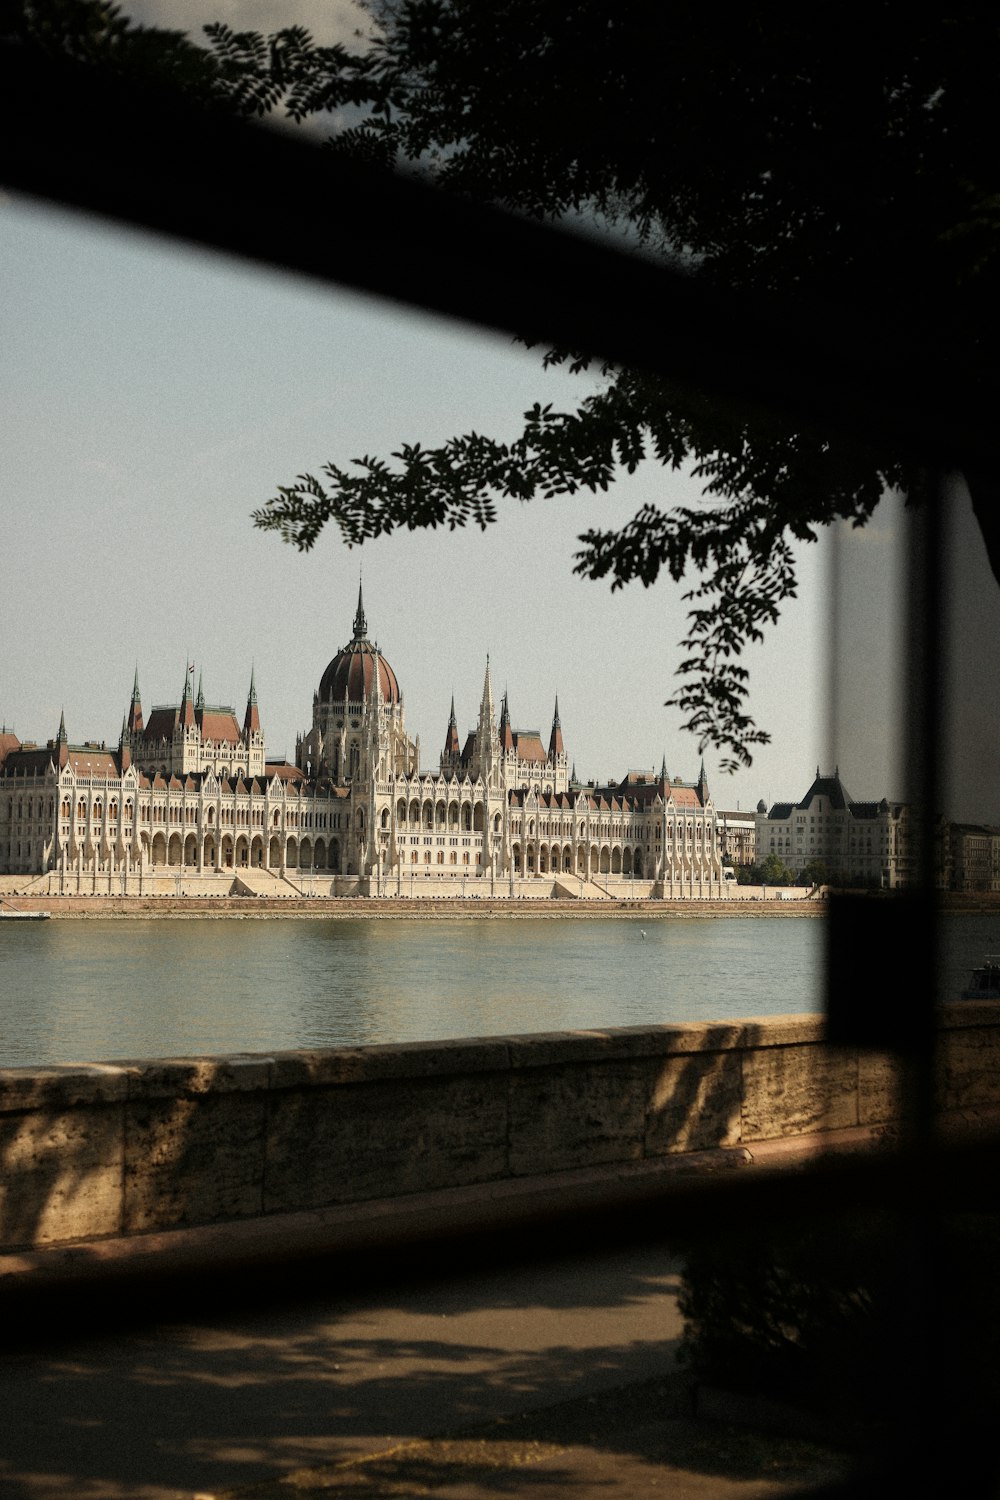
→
(0, 1244, 843, 1499)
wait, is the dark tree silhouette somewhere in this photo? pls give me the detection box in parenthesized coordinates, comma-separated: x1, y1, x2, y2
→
(14, 2, 1000, 766)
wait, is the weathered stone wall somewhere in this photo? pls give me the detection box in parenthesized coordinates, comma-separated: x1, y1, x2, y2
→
(2, 1006, 998, 1252)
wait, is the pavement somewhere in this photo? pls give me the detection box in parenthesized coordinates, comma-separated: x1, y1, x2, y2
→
(0, 1241, 847, 1500)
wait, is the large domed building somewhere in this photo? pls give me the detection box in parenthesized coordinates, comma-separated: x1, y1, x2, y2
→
(298, 587, 414, 785)
(1, 587, 727, 898)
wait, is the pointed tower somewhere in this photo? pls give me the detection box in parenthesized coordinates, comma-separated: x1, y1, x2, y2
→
(364, 646, 387, 782)
(441, 694, 461, 772)
(127, 666, 143, 736)
(548, 696, 564, 758)
(118, 714, 131, 772)
(55, 707, 69, 770)
(499, 691, 514, 754)
(243, 667, 261, 736)
(243, 667, 264, 776)
(174, 664, 198, 774)
(195, 670, 205, 713)
(696, 756, 710, 805)
(180, 664, 195, 728)
(547, 694, 567, 792)
(474, 657, 499, 784)
(353, 578, 367, 641)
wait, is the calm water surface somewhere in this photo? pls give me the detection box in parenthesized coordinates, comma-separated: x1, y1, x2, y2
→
(0, 913, 992, 1068)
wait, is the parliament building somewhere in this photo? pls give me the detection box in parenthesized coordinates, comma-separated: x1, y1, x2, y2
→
(0, 591, 728, 899)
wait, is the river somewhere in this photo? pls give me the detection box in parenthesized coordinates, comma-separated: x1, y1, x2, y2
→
(0, 912, 993, 1068)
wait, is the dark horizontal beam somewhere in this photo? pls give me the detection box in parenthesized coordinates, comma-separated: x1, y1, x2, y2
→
(1, 43, 995, 466)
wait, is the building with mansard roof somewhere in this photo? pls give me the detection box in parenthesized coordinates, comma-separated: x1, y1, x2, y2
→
(756, 768, 913, 887)
(0, 588, 727, 898)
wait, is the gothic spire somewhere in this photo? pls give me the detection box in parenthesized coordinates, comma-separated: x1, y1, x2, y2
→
(499, 689, 514, 752)
(444, 694, 460, 757)
(548, 694, 564, 758)
(118, 713, 132, 770)
(57, 707, 67, 745)
(180, 661, 195, 727)
(127, 665, 143, 735)
(478, 655, 495, 725)
(195, 669, 205, 712)
(244, 665, 261, 736)
(353, 577, 367, 639)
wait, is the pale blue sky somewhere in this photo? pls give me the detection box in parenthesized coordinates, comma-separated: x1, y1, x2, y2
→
(5, 2, 996, 820)
(0, 189, 828, 810)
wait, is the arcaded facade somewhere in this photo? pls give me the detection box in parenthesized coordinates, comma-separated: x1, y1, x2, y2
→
(1, 590, 727, 898)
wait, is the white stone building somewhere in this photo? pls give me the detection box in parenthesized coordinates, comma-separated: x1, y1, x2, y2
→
(1, 591, 728, 898)
(756, 769, 913, 888)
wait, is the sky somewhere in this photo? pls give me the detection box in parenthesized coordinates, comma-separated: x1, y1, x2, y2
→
(3, 1, 998, 822)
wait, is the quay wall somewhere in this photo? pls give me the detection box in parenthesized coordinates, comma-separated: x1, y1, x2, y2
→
(2, 1006, 999, 1259)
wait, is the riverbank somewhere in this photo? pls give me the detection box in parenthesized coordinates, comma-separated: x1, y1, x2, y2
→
(0, 893, 828, 920)
(5, 888, 993, 920)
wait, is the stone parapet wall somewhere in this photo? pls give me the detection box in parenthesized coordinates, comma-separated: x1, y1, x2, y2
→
(2, 1006, 998, 1254)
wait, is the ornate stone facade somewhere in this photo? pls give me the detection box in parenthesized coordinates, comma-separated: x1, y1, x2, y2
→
(1, 590, 727, 898)
(756, 769, 913, 888)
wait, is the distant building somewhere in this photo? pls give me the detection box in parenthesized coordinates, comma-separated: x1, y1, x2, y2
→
(756, 768, 913, 888)
(1, 590, 728, 899)
(948, 824, 1000, 891)
(716, 809, 757, 868)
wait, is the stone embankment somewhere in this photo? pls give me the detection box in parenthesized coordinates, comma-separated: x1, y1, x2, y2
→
(0, 894, 824, 919)
(2, 1004, 998, 1284)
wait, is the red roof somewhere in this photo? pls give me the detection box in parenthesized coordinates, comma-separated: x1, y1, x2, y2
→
(512, 732, 546, 764)
(267, 762, 305, 783)
(142, 708, 180, 741)
(667, 787, 701, 807)
(199, 710, 242, 744)
(66, 751, 121, 778)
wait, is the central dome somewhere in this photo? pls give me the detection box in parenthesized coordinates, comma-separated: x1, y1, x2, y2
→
(318, 588, 401, 705)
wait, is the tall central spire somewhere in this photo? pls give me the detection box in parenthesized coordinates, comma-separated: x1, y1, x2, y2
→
(353, 577, 367, 640)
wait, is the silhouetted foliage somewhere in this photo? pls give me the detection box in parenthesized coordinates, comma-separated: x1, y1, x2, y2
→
(679, 1212, 1000, 1463)
(16, 3, 1000, 766)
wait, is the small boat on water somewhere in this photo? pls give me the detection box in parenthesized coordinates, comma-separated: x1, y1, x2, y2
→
(961, 956, 1000, 999)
